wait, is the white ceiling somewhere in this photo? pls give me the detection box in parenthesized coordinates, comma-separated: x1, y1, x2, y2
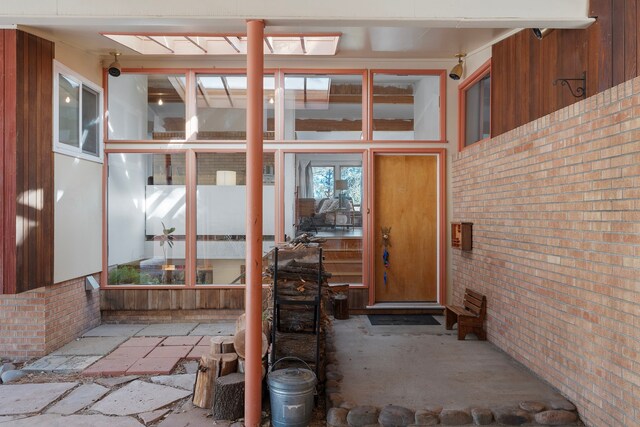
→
(22, 23, 513, 61)
(2, 0, 593, 62)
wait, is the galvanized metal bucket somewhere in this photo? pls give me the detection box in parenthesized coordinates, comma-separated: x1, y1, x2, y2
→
(268, 357, 317, 427)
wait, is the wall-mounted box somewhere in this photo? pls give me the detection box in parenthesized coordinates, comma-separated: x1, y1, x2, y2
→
(451, 222, 473, 251)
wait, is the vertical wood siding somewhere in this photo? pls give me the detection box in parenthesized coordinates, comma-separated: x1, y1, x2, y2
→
(1, 30, 54, 295)
(491, 0, 640, 136)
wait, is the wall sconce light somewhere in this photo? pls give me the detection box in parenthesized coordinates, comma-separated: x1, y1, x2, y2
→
(216, 170, 237, 185)
(554, 71, 586, 98)
(532, 28, 554, 40)
(449, 54, 466, 81)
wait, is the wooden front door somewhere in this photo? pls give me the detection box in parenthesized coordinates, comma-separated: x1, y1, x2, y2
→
(374, 154, 438, 302)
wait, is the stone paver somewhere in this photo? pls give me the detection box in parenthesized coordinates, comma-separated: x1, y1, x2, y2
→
(189, 323, 235, 336)
(51, 336, 128, 356)
(0, 369, 26, 383)
(135, 323, 198, 337)
(47, 383, 110, 415)
(139, 409, 170, 424)
(95, 375, 139, 387)
(6, 414, 143, 427)
(52, 356, 102, 373)
(83, 358, 138, 376)
(22, 355, 70, 372)
(146, 345, 192, 358)
(157, 406, 216, 427)
(83, 324, 147, 337)
(107, 346, 155, 359)
(120, 337, 165, 347)
(126, 357, 181, 375)
(186, 346, 210, 360)
(183, 361, 199, 374)
(0, 383, 77, 415)
(151, 374, 197, 391)
(91, 380, 191, 416)
(162, 336, 203, 346)
(0, 415, 28, 423)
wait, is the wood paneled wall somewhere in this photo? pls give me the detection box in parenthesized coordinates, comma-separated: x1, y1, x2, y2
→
(491, 0, 639, 136)
(0, 30, 54, 294)
(100, 288, 247, 311)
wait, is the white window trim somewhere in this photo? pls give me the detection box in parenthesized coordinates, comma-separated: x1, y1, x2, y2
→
(53, 60, 104, 163)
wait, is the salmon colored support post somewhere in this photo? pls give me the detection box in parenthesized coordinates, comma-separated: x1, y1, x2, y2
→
(245, 19, 265, 427)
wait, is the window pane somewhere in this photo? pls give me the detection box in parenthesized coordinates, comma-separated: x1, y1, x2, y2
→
(372, 74, 441, 141)
(284, 74, 363, 140)
(81, 86, 100, 156)
(59, 74, 80, 147)
(285, 153, 363, 284)
(312, 166, 334, 199)
(107, 153, 186, 285)
(196, 153, 275, 285)
(340, 166, 362, 208)
(108, 74, 186, 140)
(464, 74, 491, 147)
(195, 75, 275, 140)
(481, 75, 491, 139)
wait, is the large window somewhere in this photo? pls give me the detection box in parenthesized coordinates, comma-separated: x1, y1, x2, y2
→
(107, 153, 186, 285)
(195, 74, 275, 140)
(196, 153, 275, 284)
(108, 73, 186, 141)
(284, 73, 364, 140)
(460, 61, 491, 149)
(284, 153, 364, 284)
(371, 71, 444, 141)
(53, 61, 103, 162)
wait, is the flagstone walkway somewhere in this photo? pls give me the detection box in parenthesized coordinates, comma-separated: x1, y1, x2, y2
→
(0, 321, 239, 426)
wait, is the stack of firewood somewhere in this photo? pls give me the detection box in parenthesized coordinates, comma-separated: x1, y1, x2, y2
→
(264, 245, 330, 381)
(192, 314, 270, 420)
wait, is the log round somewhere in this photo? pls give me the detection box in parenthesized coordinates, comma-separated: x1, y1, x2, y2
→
(233, 328, 268, 359)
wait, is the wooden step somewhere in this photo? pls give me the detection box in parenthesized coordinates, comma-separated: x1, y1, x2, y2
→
(323, 261, 362, 273)
(318, 238, 363, 250)
(328, 273, 363, 284)
(322, 249, 362, 260)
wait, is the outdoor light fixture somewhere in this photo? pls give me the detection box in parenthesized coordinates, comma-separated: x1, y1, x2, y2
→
(107, 52, 122, 77)
(532, 28, 554, 40)
(449, 54, 466, 81)
(158, 99, 164, 106)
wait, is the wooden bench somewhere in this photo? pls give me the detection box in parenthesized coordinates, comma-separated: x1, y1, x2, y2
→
(445, 289, 487, 340)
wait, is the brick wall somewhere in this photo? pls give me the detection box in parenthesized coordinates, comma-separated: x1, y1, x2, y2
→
(452, 78, 640, 427)
(0, 275, 101, 359)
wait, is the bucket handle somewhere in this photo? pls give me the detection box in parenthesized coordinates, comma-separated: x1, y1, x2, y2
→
(269, 356, 316, 379)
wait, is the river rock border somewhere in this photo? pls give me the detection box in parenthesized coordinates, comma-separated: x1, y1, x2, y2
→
(324, 324, 583, 427)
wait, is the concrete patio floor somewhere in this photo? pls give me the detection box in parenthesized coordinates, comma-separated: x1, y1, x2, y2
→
(330, 315, 576, 416)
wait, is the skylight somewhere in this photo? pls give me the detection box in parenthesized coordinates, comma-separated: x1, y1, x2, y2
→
(102, 33, 340, 56)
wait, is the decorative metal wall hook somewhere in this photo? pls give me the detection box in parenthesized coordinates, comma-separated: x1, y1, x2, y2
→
(553, 71, 586, 99)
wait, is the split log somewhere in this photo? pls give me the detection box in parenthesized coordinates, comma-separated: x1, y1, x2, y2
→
(210, 336, 235, 355)
(192, 356, 217, 409)
(233, 328, 268, 359)
(212, 373, 245, 420)
(192, 353, 238, 409)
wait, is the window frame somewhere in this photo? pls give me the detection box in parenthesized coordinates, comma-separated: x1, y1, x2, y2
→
(458, 59, 491, 151)
(53, 60, 104, 163)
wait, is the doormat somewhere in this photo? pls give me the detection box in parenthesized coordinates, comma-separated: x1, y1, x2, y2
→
(367, 314, 440, 326)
